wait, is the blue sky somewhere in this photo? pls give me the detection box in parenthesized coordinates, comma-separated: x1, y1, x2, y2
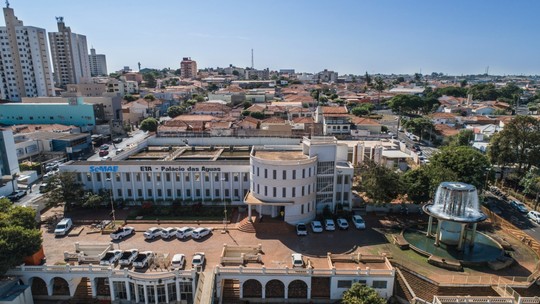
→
(7, 0, 540, 75)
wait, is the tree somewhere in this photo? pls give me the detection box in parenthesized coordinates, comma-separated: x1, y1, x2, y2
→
(167, 105, 186, 118)
(429, 146, 489, 190)
(342, 283, 386, 304)
(434, 86, 468, 98)
(373, 77, 386, 105)
(352, 104, 374, 116)
(468, 83, 499, 101)
(364, 72, 372, 87)
(232, 70, 240, 76)
(488, 115, 540, 175)
(142, 73, 157, 88)
(0, 198, 42, 274)
(401, 167, 432, 203)
(81, 192, 104, 209)
(358, 161, 402, 204)
(402, 117, 434, 140)
(520, 168, 540, 210)
(250, 112, 265, 120)
(124, 94, 136, 102)
(140, 117, 159, 132)
(143, 94, 156, 101)
(388, 94, 423, 114)
(45, 172, 85, 212)
(448, 129, 474, 146)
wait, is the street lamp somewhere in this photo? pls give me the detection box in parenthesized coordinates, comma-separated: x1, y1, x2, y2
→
(106, 178, 116, 228)
(221, 177, 227, 233)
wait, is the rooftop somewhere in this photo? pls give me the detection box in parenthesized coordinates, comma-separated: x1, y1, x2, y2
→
(253, 149, 307, 161)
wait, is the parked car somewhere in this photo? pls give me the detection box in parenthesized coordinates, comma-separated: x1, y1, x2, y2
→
(191, 252, 205, 268)
(337, 218, 349, 230)
(324, 219, 335, 231)
(101, 156, 112, 161)
(7, 190, 26, 201)
(112, 138, 123, 144)
(510, 201, 528, 214)
(191, 227, 211, 240)
(296, 223, 308, 236)
(527, 211, 540, 224)
(118, 249, 139, 266)
(110, 226, 135, 240)
(98, 150, 109, 157)
(54, 218, 73, 236)
(352, 215, 366, 229)
(133, 251, 154, 268)
(144, 227, 163, 240)
(160, 227, 179, 239)
(176, 227, 195, 239)
(310, 221, 323, 233)
(171, 254, 186, 269)
(100, 250, 123, 266)
(100, 144, 110, 150)
(39, 183, 49, 193)
(486, 203, 502, 215)
(291, 253, 304, 268)
(116, 148, 124, 153)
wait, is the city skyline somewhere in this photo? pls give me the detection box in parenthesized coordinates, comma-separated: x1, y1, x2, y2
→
(7, 0, 540, 76)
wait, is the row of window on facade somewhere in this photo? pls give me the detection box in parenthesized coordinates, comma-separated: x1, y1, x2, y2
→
(254, 166, 316, 180)
(254, 183, 316, 198)
(112, 281, 192, 302)
(81, 171, 249, 183)
(114, 187, 245, 199)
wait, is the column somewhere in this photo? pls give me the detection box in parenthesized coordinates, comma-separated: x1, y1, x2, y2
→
(470, 223, 478, 246)
(261, 283, 266, 299)
(239, 280, 243, 298)
(109, 278, 116, 301)
(307, 285, 311, 299)
(125, 281, 131, 301)
(90, 278, 97, 297)
(165, 281, 170, 303)
(134, 284, 140, 303)
(154, 285, 158, 304)
(434, 220, 442, 246)
(248, 204, 252, 222)
(46, 280, 53, 296)
(143, 284, 148, 304)
(284, 282, 288, 299)
(426, 216, 433, 237)
(176, 280, 181, 302)
(457, 223, 466, 251)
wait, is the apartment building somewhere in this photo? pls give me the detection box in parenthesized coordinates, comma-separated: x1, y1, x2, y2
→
(180, 57, 197, 79)
(0, 5, 54, 101)
(48, 17, 91, 87)
(88, 47, 107, 76)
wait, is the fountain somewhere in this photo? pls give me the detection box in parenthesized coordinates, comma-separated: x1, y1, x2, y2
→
(403, 182, 503, 264)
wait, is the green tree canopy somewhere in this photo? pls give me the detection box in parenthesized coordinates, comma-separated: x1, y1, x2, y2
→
(123, 94, 136, 102)
(0, 198, 42, 274)
(434, 86, 468, 98)
(143, 94, 156, 101)
(167, 105, 187, 118)
(352, 104, 374, 116)
(388, 94, 423, 114)
(468, 83, 499, 101)
(402, 117, 434, 139)
(140, 117, 159, 132)
(401, 167, 432, 203)
(488, 115, 540, 175)
(358, 161, 403, 204)
(447, 129, 474, 146)
(142, 73, 157, 88)
(429, 146, 489, 190)
(342, 283, 386, 304)
(45, 172, 85, 212)
(250, 112, 265, 120)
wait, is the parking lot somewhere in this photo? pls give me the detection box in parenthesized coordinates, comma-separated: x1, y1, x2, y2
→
(41, 216, 386, 272)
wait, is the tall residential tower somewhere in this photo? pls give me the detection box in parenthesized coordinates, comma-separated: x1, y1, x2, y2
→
(0, 4, 54, 101)
(180, 57, 197, 79)
(88, 47, 107, 76)
(48, 17, 91, 87)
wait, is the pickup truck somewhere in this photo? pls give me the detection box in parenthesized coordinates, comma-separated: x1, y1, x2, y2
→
(133, 251, 154, 269)
(99, 250, 123, 266)
(110, 226, 135, 240)
(118, 249, 139, 266)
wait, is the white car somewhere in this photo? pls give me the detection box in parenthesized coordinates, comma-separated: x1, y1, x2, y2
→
(160, 227, 179, 239)
(310, 221, 323, 233)
(171, 253, 186, 269)
(100, 250, 123, 266)
(291, 253, 304, 268)
(191, 227, 211, 240)
(110, 226, 135, 240)
(118, 249, 139, 266)
(133, 251, 154, 269)
(192, 252, 205, 268)
(337, 218, 349, 230)
(144, 227, 163, 240)
(352, 215, 366, 229)
(528, 211, 540, 224)
(176, 227, 195, 239)
(296, 223, 308, 236)
(324, 219, 335, 231)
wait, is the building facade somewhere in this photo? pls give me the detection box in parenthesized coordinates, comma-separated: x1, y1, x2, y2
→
(0, 5, 54, 101)
(88, 47, 107, 77)
(180, 57, 197, 79)
(0, 128, 19, 196)
(48, 17, 91, 87)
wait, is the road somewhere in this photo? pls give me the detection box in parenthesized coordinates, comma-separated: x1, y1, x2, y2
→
(88, 129, 148, 161)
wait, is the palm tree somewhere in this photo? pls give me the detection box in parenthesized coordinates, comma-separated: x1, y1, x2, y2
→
(373, 77, 386, 107)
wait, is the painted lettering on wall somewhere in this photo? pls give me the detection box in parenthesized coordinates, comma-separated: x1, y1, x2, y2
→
(139, 166, 221, 172)
(89, 165, 119, 173)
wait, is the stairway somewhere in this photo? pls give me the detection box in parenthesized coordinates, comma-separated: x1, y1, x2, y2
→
(237, 217, 256, 233)
(69, 278, 99, 304)
(221, 279, 241, 304)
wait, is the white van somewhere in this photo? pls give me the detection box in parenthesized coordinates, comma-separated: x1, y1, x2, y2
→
(54, 218, 73, 236)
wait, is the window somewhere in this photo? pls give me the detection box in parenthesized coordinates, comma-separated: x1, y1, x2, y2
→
(167, 189, 172, 197)
(234, 189, 239, 197)
(196, 189, 201, 197)
(166, 173, 171, 182)
(344, 192, 349, 201)
(214, 174, 219, 182)
(283, 170, 287, 180)
(86, 173, 92, 182)
(282, 187, 286, 197)
(205, 173, 209, 182)
(136, 173, 141, 182)
(234, 173, 239, 182)
(186, 189, 191, 197)
(167, 283, 177, 302)
(146, 285, 155, 303)
(215, 189, 220, 197)
(273, 170, 276, 179)
(257, 184, 260, 194)
(185, 174, 190, 182)
(125, 173, 130, 182)
(337, 175, 342, 184)
(146, 173, 151, 182)
(225, 189, 230, 197)
(96, 173, 101, 182)
(113, 281, 127, 299)
(292, 187, 296, 197)
(117, 189, 122, 197)
(293, 170, 296, 179)
(302, 186, 305, 196)
(264, 186, 268, 196)
(257, 167, 259, 176)
(205, 189, 210, 197)
(116, 173, 121, 182)
(372, 281, 387, 289)
(264, 169, 267, 178)
(137, 189, 142, 197)
(301, 204, 304, 214)
(76, 173, 82, 182)
(195, 173, 200, 181)
(147, 189, 152, 196)
(224, 173, 229, 181)
(176, 173, 180, 182)
(177, 189, 181, 197)
(156, 173, 161, 182)
(157, 285, 166, 303)
(127, 189, 132, 197)
(344, 175, 349, 184)
(337, 280, 352, 288)
(273, 187, 277, 197)
(243, 173, 248, 182)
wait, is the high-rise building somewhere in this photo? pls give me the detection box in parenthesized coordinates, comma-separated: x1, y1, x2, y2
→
(180, 57, 197, 79)
(88, 47, 107, 77)
(48, 17, 91, 87)
(0, 4, 54, 101)
(0, 128, 19, 196)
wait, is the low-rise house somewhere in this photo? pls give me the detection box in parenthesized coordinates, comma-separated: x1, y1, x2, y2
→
(349, 116, 382, 136)
(316, 106, 350, 136)
(430, 112, 459, 127)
